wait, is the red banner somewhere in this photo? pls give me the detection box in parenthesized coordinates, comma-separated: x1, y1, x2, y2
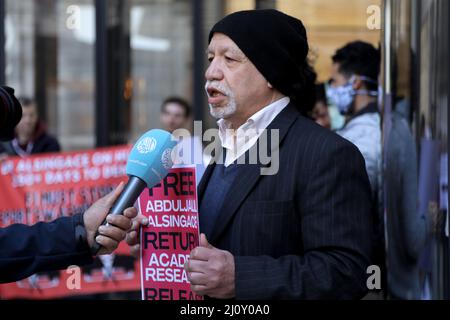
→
(0, 145, 142, 299)
(139, 166, 202, 300)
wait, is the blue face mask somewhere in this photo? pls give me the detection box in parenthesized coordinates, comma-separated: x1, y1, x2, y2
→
(327, 76, 379, 115)
(377, 85, 383, 109)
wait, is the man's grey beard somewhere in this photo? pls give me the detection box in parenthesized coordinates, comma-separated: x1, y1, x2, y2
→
(205, 81, 237, 119)
(209, 100, 237, 119)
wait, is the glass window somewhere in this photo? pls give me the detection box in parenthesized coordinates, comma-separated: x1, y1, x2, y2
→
(5, 0, 35, 97)
(5, 0, 95, 151)
(56, 0, 95, 150)
(129, 0, 192, 140)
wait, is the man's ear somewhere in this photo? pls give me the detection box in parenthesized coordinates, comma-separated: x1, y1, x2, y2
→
(268, 82, 273, 89)
(353, 76, 365, 90)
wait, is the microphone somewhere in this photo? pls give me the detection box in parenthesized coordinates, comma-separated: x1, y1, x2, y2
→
(90, 129, 177, 254)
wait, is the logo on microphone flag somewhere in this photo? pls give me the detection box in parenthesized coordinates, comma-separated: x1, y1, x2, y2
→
(139, 165, 202, 300)
(136, 137, 157, 154)
(161, 148, 173, 170)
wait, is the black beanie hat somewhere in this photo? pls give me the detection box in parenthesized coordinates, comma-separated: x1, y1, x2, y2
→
(208, 9, 311, 104)
(0, 86, 22, 141)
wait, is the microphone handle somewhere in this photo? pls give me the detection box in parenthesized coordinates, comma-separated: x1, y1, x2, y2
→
(90, 176, 147, 255)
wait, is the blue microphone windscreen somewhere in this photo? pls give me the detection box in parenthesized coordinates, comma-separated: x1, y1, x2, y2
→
(126, 129, 177, 187)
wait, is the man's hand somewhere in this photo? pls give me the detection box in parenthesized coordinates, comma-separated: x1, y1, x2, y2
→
(83, 182, 138, 255)
(125, 214, 149, 257)
(185, 233, 235, 299)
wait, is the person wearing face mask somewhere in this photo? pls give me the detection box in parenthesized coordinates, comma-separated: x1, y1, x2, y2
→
(328, 41, 381, 197)
(309, 83, 331, 129)
(328, 41, 384, 297)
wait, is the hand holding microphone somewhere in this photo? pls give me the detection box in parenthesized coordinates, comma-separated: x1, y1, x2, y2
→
(83, 182, 139, 255)
(90, 129, 177, 255)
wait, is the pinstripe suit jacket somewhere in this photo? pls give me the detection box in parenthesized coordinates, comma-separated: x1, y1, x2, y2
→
(198, 103, 373, 300)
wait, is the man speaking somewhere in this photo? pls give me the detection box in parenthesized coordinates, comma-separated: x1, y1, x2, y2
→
(128, 9, 374, 300)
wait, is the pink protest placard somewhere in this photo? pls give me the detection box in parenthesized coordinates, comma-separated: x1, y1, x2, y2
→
(139, 166, 203, 300)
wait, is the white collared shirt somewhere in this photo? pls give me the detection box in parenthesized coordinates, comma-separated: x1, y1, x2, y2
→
(217, 97, 290, 166)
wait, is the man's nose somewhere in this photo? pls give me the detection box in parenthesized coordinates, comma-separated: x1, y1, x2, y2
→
(205, 59, 224, 81)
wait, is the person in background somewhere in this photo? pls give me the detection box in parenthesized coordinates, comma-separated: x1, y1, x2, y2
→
(160, 97, 191, 134)
(160, 96, 206, 184)
(328, 41, 384, 296)
(309, 83, 331, 129)
(324, 80, 346, 131)
(328, 41, 381, 196)
(0, 97, 60, 159)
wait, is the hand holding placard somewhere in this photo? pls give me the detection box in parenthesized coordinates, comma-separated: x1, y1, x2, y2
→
(184, 233, 236, 299)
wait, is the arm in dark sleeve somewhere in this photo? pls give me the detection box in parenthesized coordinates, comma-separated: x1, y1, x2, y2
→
(0, 213, 93, 283)
(43, 135, 61, 153)
(49, 137, 61, 152)
(234, 141, 373, 299)
(0, 143, 6, 153)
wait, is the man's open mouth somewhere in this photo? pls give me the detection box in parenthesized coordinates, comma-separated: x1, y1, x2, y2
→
(207, 87, 226, 98)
